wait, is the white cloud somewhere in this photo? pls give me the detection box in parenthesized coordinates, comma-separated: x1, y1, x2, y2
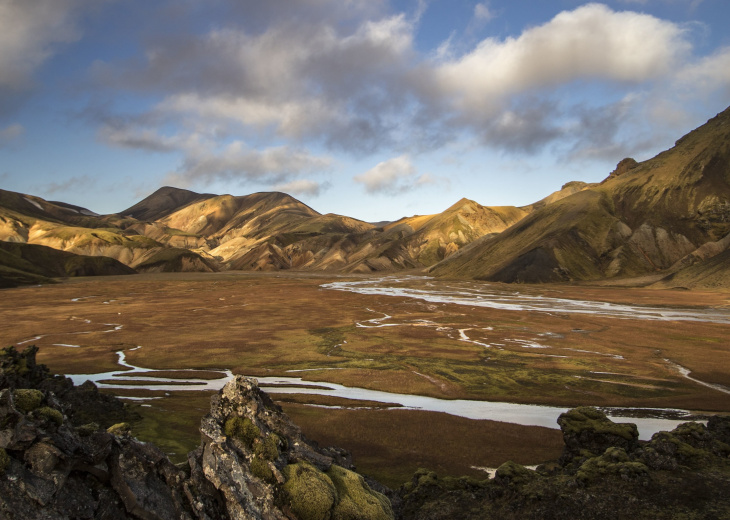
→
(473, 3, 494, 23)
(272, 179, 328, 197)
(86, 1, 727, 183)
(0, 0, 97, 88)
(674, 46, 730, 94)
(42, 175, 97, 196)
(97, 11, 417, 152)
(0, 123, 24, 145)
(354, 155, 433, 195)
(166, 141, 333, 188)
(432, 4, 690, 117)
(99, 120, 332, 189)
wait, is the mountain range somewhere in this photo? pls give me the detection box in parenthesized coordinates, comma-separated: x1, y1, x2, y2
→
(1, 106, 729, 289)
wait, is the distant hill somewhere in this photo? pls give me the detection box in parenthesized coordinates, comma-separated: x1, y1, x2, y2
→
(0, 187, 217, 275)
(429, 107, 730, 284)
(1, 185, 531, 278)
(0, 241, 135, 288)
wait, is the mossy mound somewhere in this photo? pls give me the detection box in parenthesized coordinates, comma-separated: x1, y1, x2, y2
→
(558, 407, 639, 464)
(558, 407, 638, 441)
(35, 406, 63, 425)
(224, 416, 260, 448)
(576, 447, 649, 483)
(494, 461, 538, 487)
(77, 422, 100, 437)
(12, 388, 43, 412)
(327, 464, 394, 520)
(282, 462, 394, 520)
(282, 462, 337, 520)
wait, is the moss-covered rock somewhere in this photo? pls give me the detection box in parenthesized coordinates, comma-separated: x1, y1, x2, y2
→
(12, 388, 43, 412)
(224, 416, 260, 448)
(254, 432, 280, 461)
(327, 464, 394, 520)
(76, 422, 100, 437)
(647, 430, 712, 467)
(576, 447, 649, 483)
(494, 461, 538, 487)
(558, 407, 639, 463)
(282, 462, 337, 520)
(35, 406, 63, 425)
(558, 407, 638, 440)
(249, 455, 274, 483)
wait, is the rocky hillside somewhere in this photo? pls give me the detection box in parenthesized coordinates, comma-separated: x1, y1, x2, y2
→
(2, 345, 730, 519)
(429, 107, 730, 283)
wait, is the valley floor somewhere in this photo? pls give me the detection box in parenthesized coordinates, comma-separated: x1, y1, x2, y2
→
(1, 272, 728, 487)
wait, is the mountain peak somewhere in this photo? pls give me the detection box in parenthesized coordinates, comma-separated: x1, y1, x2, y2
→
(120, 186, 215, 221)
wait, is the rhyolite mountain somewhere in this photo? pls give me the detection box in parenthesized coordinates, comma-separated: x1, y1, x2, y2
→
(1, 106, 729, 287)
(429, 106, 730, 285)
(0, 186, 533, 279)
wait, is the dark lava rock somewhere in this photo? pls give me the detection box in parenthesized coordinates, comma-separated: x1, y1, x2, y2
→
(0, 345, 394, 520)
(5, 344, 730, 520)
(399, 408, 730, 520)
(557, 406, 639, 466)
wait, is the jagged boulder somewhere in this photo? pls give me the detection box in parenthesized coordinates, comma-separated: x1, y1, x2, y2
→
(557, 406, 639, 465)
(191, 375, 393, 520)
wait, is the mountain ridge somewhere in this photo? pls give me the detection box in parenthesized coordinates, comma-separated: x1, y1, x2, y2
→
(1, 106, 729, 286)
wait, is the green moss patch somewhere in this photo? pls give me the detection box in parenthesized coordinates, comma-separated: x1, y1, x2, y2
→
(254, 433, 281, 461)
(577, 447, 649, 483)
(250, 456, 275, 483)
(494, 461, 538, 487)
(36, 406, 63, 425)
(558, 407, 638, 441)
(224, 416, 261, 448)
(282, 462, 337, 520)
(327, 464, 394, 520)
(12, 388, 43, 412)
(107, 422, 132, 435)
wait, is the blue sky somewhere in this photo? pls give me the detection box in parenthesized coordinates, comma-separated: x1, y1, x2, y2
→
(0, 0, 729, 221)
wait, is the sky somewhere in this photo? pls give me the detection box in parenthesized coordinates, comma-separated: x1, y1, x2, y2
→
(0, 0, 729, 222)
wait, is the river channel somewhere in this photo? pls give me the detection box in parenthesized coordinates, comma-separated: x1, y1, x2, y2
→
(69, 348, 701, 440)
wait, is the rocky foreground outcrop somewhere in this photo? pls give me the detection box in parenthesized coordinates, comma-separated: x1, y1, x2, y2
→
(2, 345, 730, 519)
(400, 407, 730, 519)
(0, 346, 393, 519)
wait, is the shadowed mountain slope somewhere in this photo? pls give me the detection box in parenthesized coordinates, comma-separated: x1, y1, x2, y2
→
(430, 107, 730, 283)
(0, 241, 136, 288)
(0, 188, 217, 274)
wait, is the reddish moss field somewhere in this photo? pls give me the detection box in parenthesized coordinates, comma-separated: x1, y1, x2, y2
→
(1, 272, 728, 485)
(281, 403, 564, 488)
